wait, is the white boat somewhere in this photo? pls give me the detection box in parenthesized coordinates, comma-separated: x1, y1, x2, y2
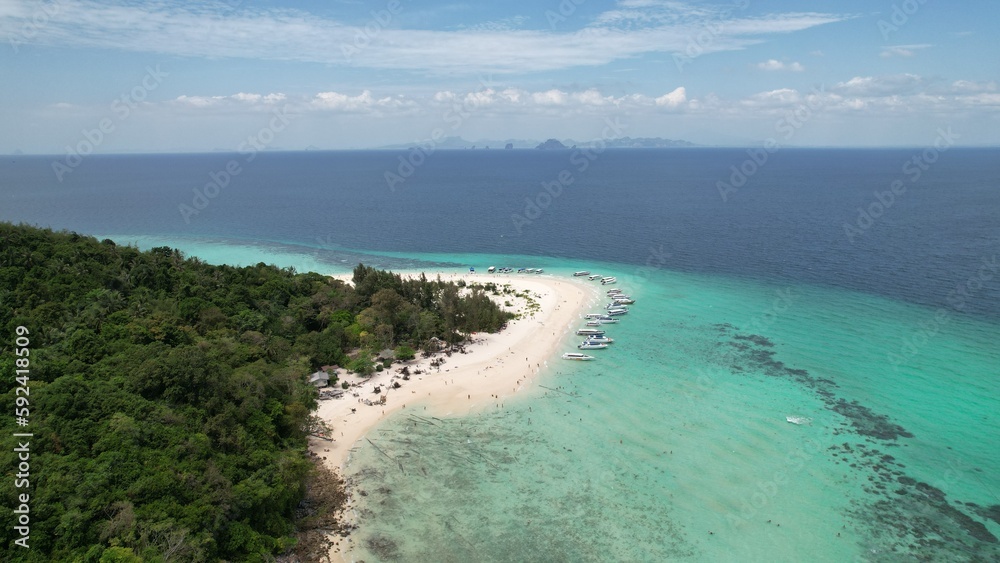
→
(606, 302, 630, 310)
(525, 268, 536, 273)
(535, 269, 544, 274)
(576, 328, 606, 336)
(588, 274, 602, 280)
(585, 336, 614, 344)
(574, 271, 591, 277)
(562, 353, 595, 361)
(606, 289, 623, 295)
(596, 317, 619, 324)
(578, 341, 609, 350)
(487, 266, 496, 273)
(584, 313, 605, 319)
(606, 308, 628, 316)
(585, 320, 602, 327)
(612, 298, 635, 305)
(601, 277, 617, 285)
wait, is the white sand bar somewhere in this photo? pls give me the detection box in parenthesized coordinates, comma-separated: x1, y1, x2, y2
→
(308, 271, 596, 471)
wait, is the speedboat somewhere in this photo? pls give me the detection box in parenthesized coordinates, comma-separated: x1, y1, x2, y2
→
(574, 271, 591, 277)
(585, 336, 614, 344)
(596, 317, 619, 324)
(588, 274, 602, 280)
(585, 320, 602, 327)
(576, 328, 606, 336)
(584, 313, 607, 319)
(606, 308, 628, 316)
(606, 289, 623, 295)
(601, 277, 617, 285)
(606, 302, 630, 310)
(535, 269, 544, 274)
(488, 266, 496, 273)
(525, 268, 536, 273)
(612, 298, 635, 305)
(562, 353, 595, 361)
(578, 341, 609, 350)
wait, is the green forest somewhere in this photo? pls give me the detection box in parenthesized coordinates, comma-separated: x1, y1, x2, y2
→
(0, 223, 513, 561)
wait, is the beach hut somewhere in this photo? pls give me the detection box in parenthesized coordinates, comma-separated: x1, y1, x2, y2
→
(308, 371, 330, 388)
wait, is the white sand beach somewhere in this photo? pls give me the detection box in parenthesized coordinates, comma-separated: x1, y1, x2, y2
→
(306, 271, 597, 559)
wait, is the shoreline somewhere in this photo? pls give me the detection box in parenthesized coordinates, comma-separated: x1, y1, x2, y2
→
(306, 271, 597, 559)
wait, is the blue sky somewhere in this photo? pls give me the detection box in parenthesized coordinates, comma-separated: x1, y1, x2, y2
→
(1, 0, 998, 152)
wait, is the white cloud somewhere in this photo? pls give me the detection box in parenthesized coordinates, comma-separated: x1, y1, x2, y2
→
(655, 87, 687, 107)
(0, 1, 850, 74)
(951, 80, 998, 94)
(531, 90, 569, 106)
(833, 74, 927, 97)
(173, 92, 287, 108)
(310, 90, 413, 113)
(879, 44, 932, 58)
(756, 59, 804, 72)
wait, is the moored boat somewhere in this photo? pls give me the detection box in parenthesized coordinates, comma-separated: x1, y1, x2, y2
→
(562, 353, 595, 361)
(576, 328, 606, 336)
(585, 336, 614, 344)
(601, 277, 617, 285)
(586, 320, 601, 326)
(606, 308, 628, 316)
(574, 271, 591, 277)
(612, 298, 635, 305)
(588, 274, 602, 280)
(578, 341, 609, 350)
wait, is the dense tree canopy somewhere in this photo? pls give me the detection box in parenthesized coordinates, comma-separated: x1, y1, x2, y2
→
(0, 223, 512, 561)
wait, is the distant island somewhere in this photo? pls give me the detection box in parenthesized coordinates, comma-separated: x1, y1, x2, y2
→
(536, 136, 696, 149)
(535, 139, 570, 150)
(378, 136, 696, 150)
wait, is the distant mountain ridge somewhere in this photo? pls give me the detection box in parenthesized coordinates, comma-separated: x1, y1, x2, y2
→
(376, 136, 696, 150)
(535, 137, 696, 149)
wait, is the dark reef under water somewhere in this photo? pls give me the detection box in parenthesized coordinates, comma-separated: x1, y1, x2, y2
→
(714, 324, 999, 561)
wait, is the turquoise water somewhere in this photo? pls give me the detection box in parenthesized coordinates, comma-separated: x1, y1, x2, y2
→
(108, 236, 1000, 562)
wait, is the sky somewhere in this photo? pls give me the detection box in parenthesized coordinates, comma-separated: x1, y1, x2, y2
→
(1, 0, 998, 152)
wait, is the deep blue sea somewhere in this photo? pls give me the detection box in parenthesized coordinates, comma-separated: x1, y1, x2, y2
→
(2, 148, 999, 561)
